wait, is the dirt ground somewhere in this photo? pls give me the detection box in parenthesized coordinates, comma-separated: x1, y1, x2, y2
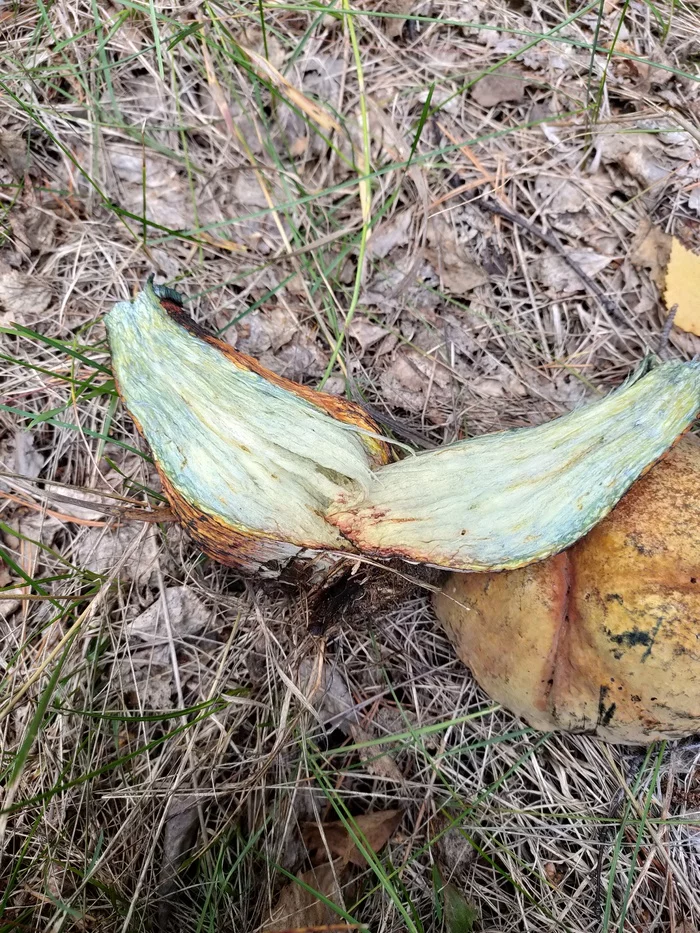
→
(2, 1, 700, 931)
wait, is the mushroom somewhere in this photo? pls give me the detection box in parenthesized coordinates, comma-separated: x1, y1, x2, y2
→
(434, 436, 700, 743)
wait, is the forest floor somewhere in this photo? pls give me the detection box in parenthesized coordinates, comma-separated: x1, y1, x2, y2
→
(2, 1, 700, 931)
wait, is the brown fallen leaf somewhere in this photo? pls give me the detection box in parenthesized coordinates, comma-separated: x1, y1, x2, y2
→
(534, 175, 588, 215)
(108, 148, 193, 230)
(471, 72, 524, 107)
(263, 860, 348, 933)
(595, 127, 670, 191)
(536, 249, 612, 294)
(382, 0, 413, 39)
(349, 723, 404, 783)
(608, 40, 651, 86)
(629, 218, 672, 288)
(75, 522, 160, 585)
(234, 308, 298, 356)
(300, 658, 360, 731)
(128, 585, 210, 643)
(379, 349, 451, 422)
(0, 260, 52, 326)
(0, 430, 44, 490)
(10, 206, 56, 258)
(0, 585, 25, 623)
(157, 794, 201, 933)
(385, 352, 426, 395)
(426, 219, 488, 295)
(299, 659, 403, 779)
(301, 809, 403, 868)
(664, 237, 700, 336)
(0, 508, 61, 627)
(117, 585, 210, 710)
(688, 187, 700, 217)
(366, 209, 413, 259)
(259, 333, 329, 381)
(543, 861, 565, 886)
(0, 131, 29, 177)
(348, 317, 387, 352)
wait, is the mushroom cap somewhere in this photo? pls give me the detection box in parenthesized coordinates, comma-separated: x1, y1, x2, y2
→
(434, 436, 700, 743)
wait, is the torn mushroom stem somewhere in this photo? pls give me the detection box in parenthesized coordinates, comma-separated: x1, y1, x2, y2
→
(328, 359, 700, 571)
(106, 280, 389, 572)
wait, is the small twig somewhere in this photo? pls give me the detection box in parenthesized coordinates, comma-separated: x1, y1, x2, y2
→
(0, 487, 175, 525)
(0, 594, 85, 602)
(438, 152, 648, 342)
(0, 475, 177, 523)
(0, 488, 106, 527)
(119, 506, 177, 522)
(345, 377, 436, 450)
(481, 197, 623, 325)
(658, 304, 678, 358)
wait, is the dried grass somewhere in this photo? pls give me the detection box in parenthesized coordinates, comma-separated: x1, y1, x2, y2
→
(1, 0, 700, 930)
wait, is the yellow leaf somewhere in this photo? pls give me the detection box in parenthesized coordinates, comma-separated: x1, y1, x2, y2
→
(664, 237, 700, 336)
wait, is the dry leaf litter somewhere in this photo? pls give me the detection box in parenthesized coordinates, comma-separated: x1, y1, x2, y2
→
(2, 0, 700, 930)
